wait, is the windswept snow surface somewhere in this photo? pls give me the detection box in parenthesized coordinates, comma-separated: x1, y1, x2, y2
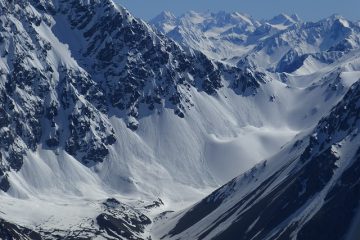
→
(154, 78, 360, 240)
(0, 0, 360, 238)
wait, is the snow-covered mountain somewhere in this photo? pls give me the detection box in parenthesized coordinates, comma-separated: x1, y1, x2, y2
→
(155, 73, 360, 240)
(150, 11, 301, 63)
(0, 0, 272, 195)
(246, 15, 360, 74)
(150, 10, 360, 240)
(151, 11, 360, 74)
(0, 0, 359, 239)
(0, 0, 301, 238)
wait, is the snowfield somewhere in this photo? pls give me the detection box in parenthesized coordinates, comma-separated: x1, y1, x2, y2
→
(0, 0, 359, 239)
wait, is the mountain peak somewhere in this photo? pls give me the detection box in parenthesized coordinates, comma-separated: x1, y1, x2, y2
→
(328, 14, 351, 27)
(182, 10, 207, 23)
(291, 13, 301, 22)
(329, 13, 344, 20)
(150, 10, 178, 33)
(268, 13, 300, 25)
(155, 10, 176, 21)
(2, 2, 360, 239)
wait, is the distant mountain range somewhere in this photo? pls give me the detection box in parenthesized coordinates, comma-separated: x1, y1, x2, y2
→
(151, 11, 360, 71)
(0, 1, 359, 239)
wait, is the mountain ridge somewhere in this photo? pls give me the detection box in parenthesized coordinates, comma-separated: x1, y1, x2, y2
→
(151, 10, 360, 71)
(0, 1, 359, 239)
(156, 80, 360, 240)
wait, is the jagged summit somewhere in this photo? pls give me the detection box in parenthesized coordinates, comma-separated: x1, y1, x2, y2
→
(0, 0, 263, 196)
(150, 10, 178, 33)
(0, 1, 360, 239)
(150, 10, 301, 63)
(151, 10, 360, 68)
(154, 10, 176, 21)
(267, 13, 301, 25)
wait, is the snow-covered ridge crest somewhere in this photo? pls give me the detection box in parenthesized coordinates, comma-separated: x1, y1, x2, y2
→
(0, 0, 265, 198)
(0, 1, 360, 239)
(150, 10, 300, 63)
(157, 79, 360, 240)
(151, 10, 360, 73)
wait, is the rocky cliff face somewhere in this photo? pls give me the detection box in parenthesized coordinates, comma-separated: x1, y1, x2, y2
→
(1, 1, 360, 239)
(0, 0, 262, 190)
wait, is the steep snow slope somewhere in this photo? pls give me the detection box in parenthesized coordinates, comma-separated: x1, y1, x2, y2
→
(156, 72, 360, 240)
(0, 1, 307, 237)
(0, 0, 359, 238)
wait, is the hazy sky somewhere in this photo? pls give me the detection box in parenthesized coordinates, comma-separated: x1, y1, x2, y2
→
(116, 0, 360, 21)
